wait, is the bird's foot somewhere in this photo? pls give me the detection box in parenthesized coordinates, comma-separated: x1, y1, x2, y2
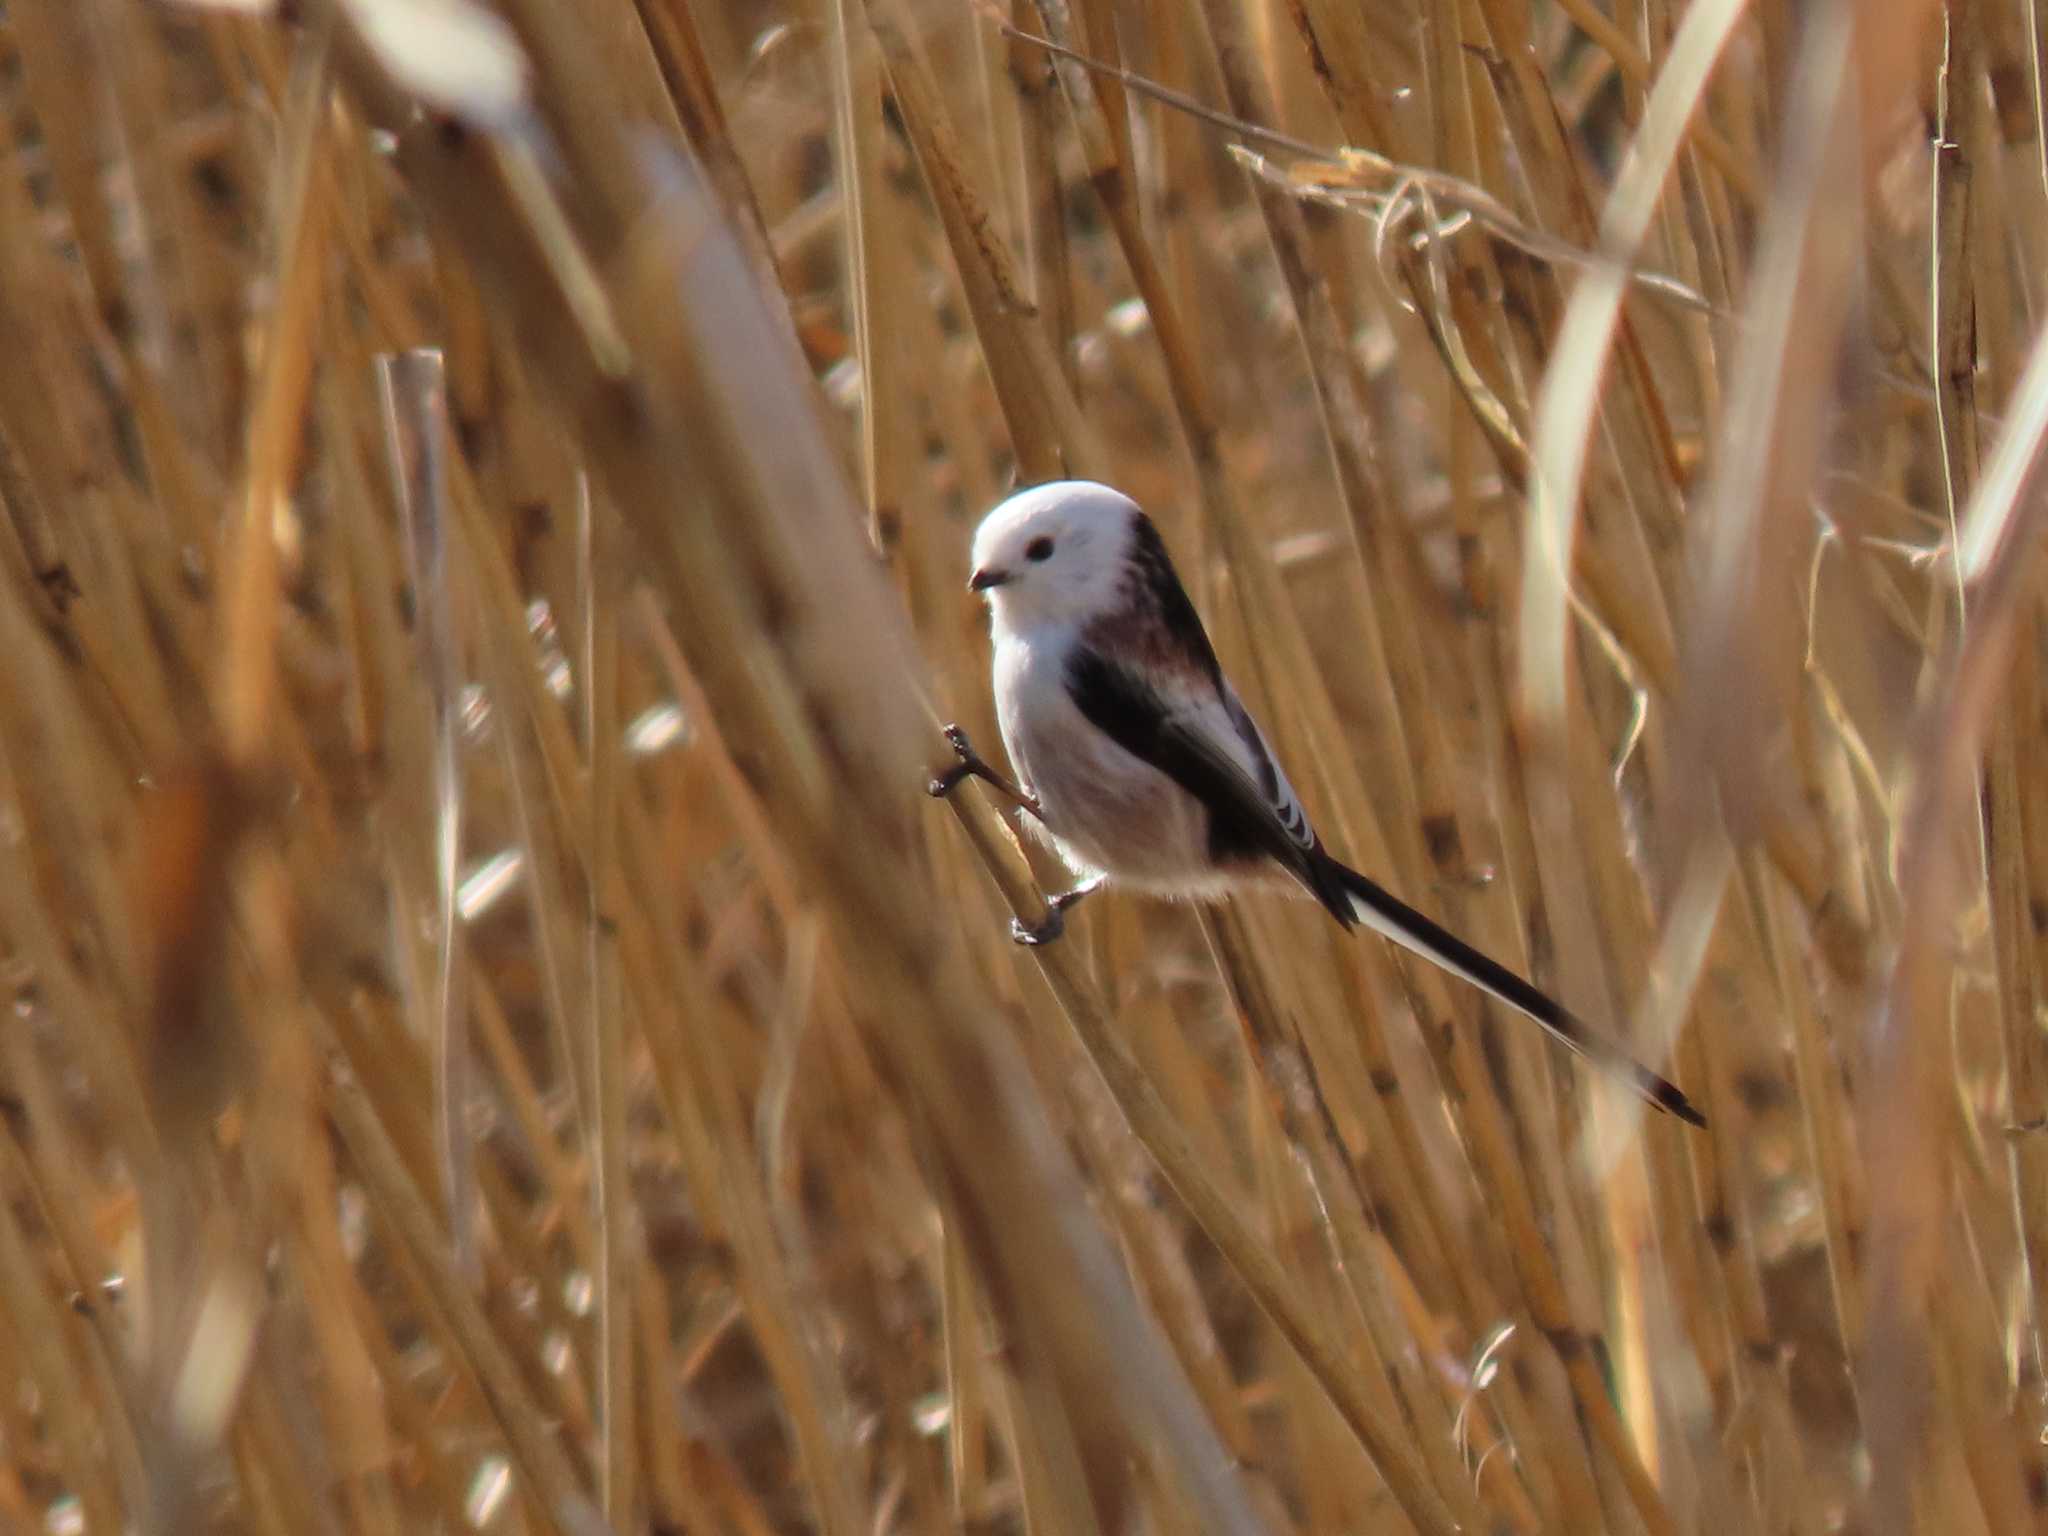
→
(927, 723, 1043, 821)
(1010, 910, 1065, 946)
(933, 729, 978, 798)
(926, 724, 980, 798)
(1009, 876, 1105, 947)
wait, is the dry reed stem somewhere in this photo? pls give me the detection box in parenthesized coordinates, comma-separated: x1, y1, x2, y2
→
(578, 478, 636, 1525)
(936, 783, 1461, 1536)
(863, 0, 1099, 482)
(219, 20, 331, 775)
(630, 913, 870, 1536)
(338, 17, 1271, 1533)
(324, 1036, 598, 1536)
(1863, 310, 2048, 1534)
(0, 0, 2044, 1531)
(1197, 902, 1493, 1531)
(0, 1120, 123, 1536)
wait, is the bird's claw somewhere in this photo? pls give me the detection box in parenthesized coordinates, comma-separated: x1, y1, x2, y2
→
(926, 723, 1046, 821)
(928, 723, 986, 799)
(1008, 877, 1102, 946)
(1011, 908, 1065, 946)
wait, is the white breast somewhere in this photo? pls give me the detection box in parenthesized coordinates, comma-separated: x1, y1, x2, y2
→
(990, 626, 1227, 894)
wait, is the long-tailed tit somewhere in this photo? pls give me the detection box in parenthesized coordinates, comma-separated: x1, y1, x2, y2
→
(932, 480, 1703, 1127)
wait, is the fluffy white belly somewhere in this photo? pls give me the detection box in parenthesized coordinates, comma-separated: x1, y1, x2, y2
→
(993, 633, 1225, 894)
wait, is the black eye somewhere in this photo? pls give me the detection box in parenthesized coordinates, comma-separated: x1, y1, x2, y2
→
(1025, 536, 1055, 562)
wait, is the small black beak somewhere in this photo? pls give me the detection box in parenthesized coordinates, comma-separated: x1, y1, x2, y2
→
(968, 566, 1010, 592)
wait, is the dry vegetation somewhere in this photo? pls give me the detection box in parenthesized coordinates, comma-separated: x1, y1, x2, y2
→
(0, 0, 2046, 1531)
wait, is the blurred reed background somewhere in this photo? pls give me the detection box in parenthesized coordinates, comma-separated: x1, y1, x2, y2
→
(0, 0, 2043, 1532)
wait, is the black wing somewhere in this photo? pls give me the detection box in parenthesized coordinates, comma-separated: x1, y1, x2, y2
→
(1082, 517, 1705, 1126)
(1063, 644, 1356, 922)
(1122, 515, 1226, 684)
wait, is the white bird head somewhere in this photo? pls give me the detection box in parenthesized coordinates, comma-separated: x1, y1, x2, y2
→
(968, 480, 1140, 631)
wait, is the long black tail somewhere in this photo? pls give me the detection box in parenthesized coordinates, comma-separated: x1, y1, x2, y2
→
(1311, 852, 1706, 1127)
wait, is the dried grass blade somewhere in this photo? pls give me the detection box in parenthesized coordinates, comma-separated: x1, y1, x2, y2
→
(1861, 303, 2048, 1536)
(1523, 0, 1749, 741)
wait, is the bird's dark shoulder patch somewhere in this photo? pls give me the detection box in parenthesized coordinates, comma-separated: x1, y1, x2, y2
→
(1065, 643, 1323, 894)
(1082, 513, 1223, 685)
(1064, 645, 1172, 765)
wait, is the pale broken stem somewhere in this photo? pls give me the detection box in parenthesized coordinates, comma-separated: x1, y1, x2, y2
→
(376, 347, 475, 1286)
